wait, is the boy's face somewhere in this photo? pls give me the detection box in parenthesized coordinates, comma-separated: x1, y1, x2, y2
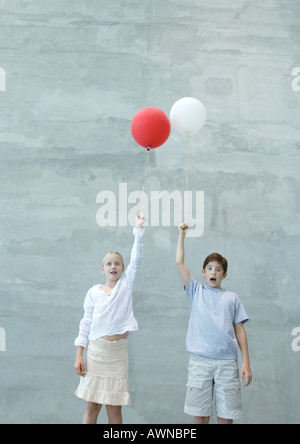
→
(101, 254, 124, 282)
(202, 261, 227, 289)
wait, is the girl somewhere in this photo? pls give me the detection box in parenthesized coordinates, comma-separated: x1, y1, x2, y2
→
(74, 212, 146, 424)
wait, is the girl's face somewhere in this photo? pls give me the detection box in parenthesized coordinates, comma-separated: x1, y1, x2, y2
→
(101, 253, 124, 282)
(202, 261, 227, 289)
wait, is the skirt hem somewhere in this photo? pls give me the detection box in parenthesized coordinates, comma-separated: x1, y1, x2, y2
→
(75, 387, 130, 406)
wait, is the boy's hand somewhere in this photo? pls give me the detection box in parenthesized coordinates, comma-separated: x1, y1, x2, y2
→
(136, 211, 146, 229)
(179, 222, 189, 235)
(240, 362, 252, 387)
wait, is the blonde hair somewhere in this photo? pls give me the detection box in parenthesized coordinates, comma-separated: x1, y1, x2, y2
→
(101, 252, 125, 269)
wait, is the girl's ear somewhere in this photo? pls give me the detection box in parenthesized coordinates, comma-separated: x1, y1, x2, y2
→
(101, 266, 105, 274)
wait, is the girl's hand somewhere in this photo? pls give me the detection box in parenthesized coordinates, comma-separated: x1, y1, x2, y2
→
(179, 222, 189, 236)
(74, 355, 86, 377)
(136, 211, 146, 229)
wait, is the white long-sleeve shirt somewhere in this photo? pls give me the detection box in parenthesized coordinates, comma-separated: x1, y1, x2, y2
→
(74, 228, 144, 348)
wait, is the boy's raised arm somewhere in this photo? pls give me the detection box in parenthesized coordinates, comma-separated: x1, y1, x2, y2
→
(176, 223, 191, 288)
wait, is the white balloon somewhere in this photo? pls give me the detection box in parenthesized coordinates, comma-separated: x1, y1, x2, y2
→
(170, 97, 206, 136)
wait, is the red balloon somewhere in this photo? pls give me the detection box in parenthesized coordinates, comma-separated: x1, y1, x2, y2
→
(131, 107, 171, 150)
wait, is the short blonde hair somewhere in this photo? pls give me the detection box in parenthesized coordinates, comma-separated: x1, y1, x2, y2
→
(101, 252, 125, 269)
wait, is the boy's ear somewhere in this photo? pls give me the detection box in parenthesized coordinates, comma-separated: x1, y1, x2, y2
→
(223, 272, 227, 279)
(201, 268, 205, 276)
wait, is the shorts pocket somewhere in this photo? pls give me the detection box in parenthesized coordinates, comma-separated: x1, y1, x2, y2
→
(184, 381, 213, 417)
(186, 379, 204, 390)
(185, 382, 205, 408)
(225, 382, 242, 411)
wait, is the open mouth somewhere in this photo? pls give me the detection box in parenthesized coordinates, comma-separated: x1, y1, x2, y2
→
(210, 278, 217, 282)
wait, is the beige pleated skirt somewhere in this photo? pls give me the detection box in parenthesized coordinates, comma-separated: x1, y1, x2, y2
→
(75, 337, 130, 406)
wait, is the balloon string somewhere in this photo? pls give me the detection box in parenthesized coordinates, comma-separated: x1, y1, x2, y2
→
(185, 133, 189, 222)
(139, 148, 150, 213)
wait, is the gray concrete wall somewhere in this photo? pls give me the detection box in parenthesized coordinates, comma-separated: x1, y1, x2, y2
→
(0, 0, 299, 424)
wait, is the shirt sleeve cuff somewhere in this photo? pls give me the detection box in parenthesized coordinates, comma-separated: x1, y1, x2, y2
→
(74, 338, 88, 348)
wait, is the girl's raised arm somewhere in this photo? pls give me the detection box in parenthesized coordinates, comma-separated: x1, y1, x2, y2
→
(125, 212, 146, 288)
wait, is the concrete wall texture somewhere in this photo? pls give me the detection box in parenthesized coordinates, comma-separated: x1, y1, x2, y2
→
(0, 0, 299, 424)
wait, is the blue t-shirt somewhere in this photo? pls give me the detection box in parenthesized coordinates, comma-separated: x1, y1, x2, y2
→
(185, 277, 249, 360)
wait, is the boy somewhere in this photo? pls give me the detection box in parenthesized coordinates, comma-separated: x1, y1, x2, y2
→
(176, 223, 252, 424)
